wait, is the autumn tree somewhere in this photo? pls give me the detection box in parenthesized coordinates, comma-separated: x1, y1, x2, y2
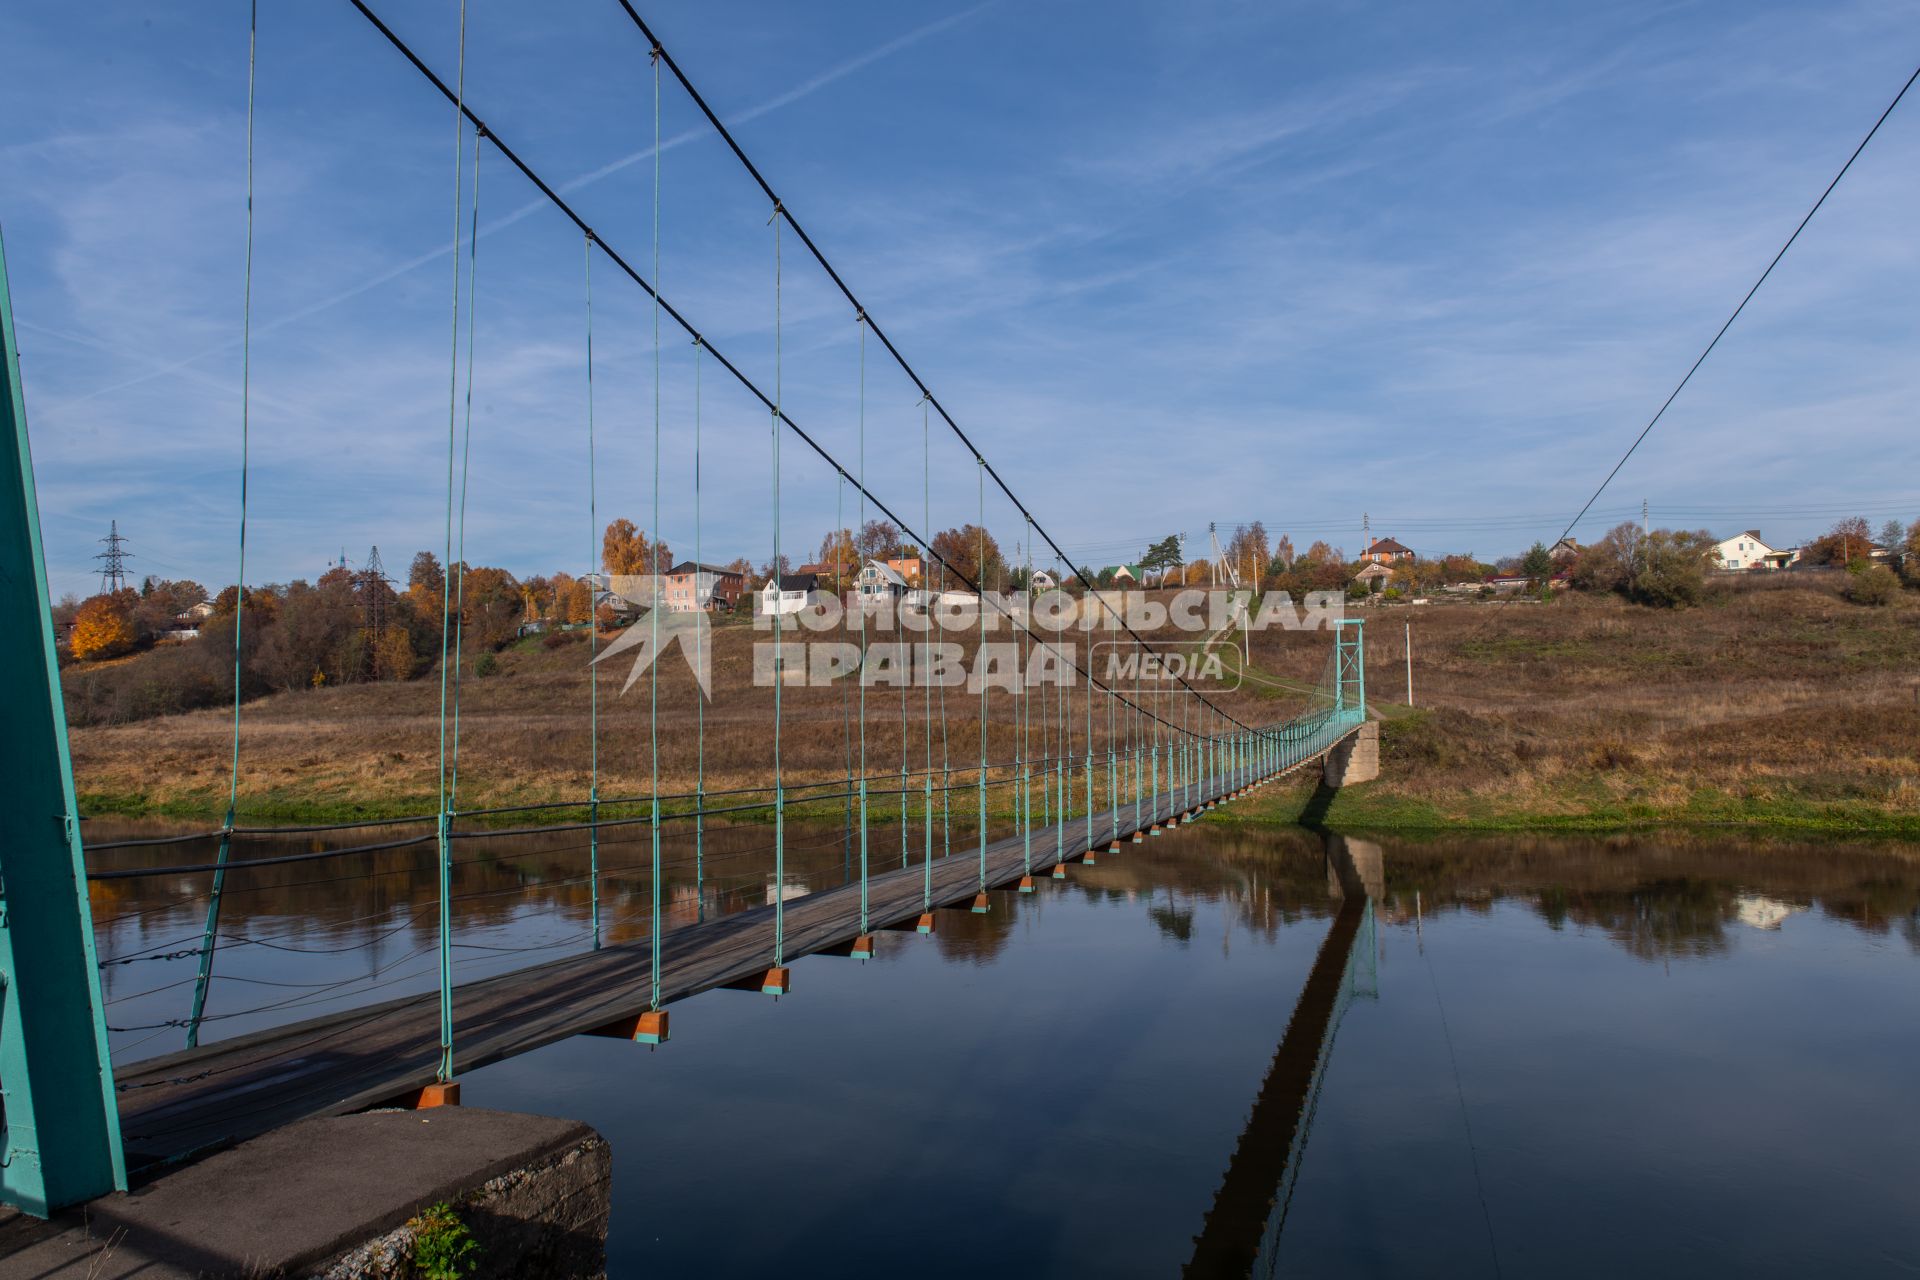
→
(815, 527, 858, 587)
(71, 593, 137, 661)
(854, 519, 903, 561)
(562, 577, 594, 624)
(602, 518, 653, 576)
(1801, 516, 1874, 568)
(928, 524, 1005, 591)
(1224, 522, 1271, 589)
(375, 626, 415, 679)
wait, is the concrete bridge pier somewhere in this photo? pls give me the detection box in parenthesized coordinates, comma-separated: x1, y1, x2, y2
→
(1321, 721, 1379, 788)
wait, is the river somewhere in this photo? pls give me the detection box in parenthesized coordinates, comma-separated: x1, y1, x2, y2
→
(85, 819, 1920, 1276)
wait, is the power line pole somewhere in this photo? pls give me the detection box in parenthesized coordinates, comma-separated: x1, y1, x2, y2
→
(94, 520, 131, 594)
(357, 545, 392, 678)
(1405, 619, 1414, 707)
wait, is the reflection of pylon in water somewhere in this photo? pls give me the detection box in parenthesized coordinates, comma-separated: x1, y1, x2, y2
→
(95, 520, 132, 594)
(356, 545, 393, 678)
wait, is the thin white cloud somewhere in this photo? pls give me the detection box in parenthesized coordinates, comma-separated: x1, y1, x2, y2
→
(44, 2, 996, 413)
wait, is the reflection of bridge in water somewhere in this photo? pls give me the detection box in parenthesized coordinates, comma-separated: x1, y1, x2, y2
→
(1188, 832, 1380, 1278)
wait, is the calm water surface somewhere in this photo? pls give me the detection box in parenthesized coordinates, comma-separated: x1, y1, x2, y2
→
(87, 820, 1920, 1276)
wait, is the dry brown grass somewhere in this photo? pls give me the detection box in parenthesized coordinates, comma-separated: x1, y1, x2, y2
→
(69, 578, 1920, 830)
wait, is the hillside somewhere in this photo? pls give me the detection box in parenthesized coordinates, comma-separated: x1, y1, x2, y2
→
(65, 577, 1920, 834)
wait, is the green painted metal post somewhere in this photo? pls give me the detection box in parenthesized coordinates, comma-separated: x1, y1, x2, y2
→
(0, 227, 127, 1215)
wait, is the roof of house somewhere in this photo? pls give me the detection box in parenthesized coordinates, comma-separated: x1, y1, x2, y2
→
(770, 573, 819, 592)
(667, 560, 743, 577)
(1365, 537, 1414, 556)
(1715, 531, 1776, 552)
(1099, 563, 1141, 579)
(861, 560, 910, 588)
(1352, 562, 1395, 580)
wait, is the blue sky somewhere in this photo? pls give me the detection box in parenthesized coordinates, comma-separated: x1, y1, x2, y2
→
(4, 0, 1917, 599)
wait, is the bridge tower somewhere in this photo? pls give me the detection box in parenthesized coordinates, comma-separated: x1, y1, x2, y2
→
(0, 227, 127, 1214)
(1333, 617, 1366, 721)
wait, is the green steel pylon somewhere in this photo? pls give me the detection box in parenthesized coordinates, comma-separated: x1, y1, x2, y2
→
(0, 224, 127, 1215)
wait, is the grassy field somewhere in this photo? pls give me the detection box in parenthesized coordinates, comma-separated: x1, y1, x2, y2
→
(1234, 574, 1920, 836)
(66, 575, 1920, 835)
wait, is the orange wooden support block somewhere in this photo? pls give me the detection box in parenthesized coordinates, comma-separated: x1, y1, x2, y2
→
(725, 966, 791, 995)
(850, 934, 876, 960)
(1018, 874, 1036, 893)
(1051, 862, 1068, 879)
(1107, 840, 1122, 854)
(405, 1080, 461, 1109)
(584, 1009, 670, 1044)
(1132, 830, 1144, 843)
(970, 892, 991, 914)
(916, 912, 937, 934)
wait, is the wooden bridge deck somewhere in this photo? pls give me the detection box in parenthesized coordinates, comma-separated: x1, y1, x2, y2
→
(112, 754, 1331, 1175)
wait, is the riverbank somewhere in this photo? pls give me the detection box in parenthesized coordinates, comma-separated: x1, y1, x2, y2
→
(67, 577, 1920, 835)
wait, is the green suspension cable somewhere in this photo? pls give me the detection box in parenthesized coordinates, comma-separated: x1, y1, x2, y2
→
(1021, 523, 1033, 876)
(187, 0, 257, 1050)
(432, 0, 470, 1085)
(583, 232, 601, 949)
(448, 127, 482, 818)
(771, 202, 786, 968)
(648, 45, 663, 1010)
(856, 315, 869, 935)
(920, 395, 932, 910)
(838, 471, 852, 881)
(1084, 622, 1093, 852)
(692, 336, 704, 921)
(976, 458, 987, 891)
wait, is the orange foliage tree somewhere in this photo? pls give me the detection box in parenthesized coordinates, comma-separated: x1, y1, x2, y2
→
(71, 594, 136, 661)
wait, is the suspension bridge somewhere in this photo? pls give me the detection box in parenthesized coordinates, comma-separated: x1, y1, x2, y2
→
(0, 0, 1377, 1223)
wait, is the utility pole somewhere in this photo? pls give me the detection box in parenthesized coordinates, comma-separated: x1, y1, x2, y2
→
(94, 520, 131, 594)
(1642, 498, 1649, 539)
(1362, 511, 1370, 558)
(1405, 619, 1413, 707)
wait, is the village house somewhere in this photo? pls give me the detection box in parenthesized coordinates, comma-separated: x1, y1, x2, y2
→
(1359, 537, 1415, 566)
(1712, 530, 1788, 571)
(1098, 563, 1141, 585)
(757, 571, 819, 617)
(1548, 537, 1580, 563)
(856, 559, 911, 603)
(1351, 562, 1395, 591)
(886, 556, 923, 586)
(1028, 569, 1058, 592)
(662, 561, 745, 612)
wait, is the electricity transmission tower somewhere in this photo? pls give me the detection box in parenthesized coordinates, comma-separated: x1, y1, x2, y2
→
(356, 545, 394, 677)
(94, 520, 131, 594)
